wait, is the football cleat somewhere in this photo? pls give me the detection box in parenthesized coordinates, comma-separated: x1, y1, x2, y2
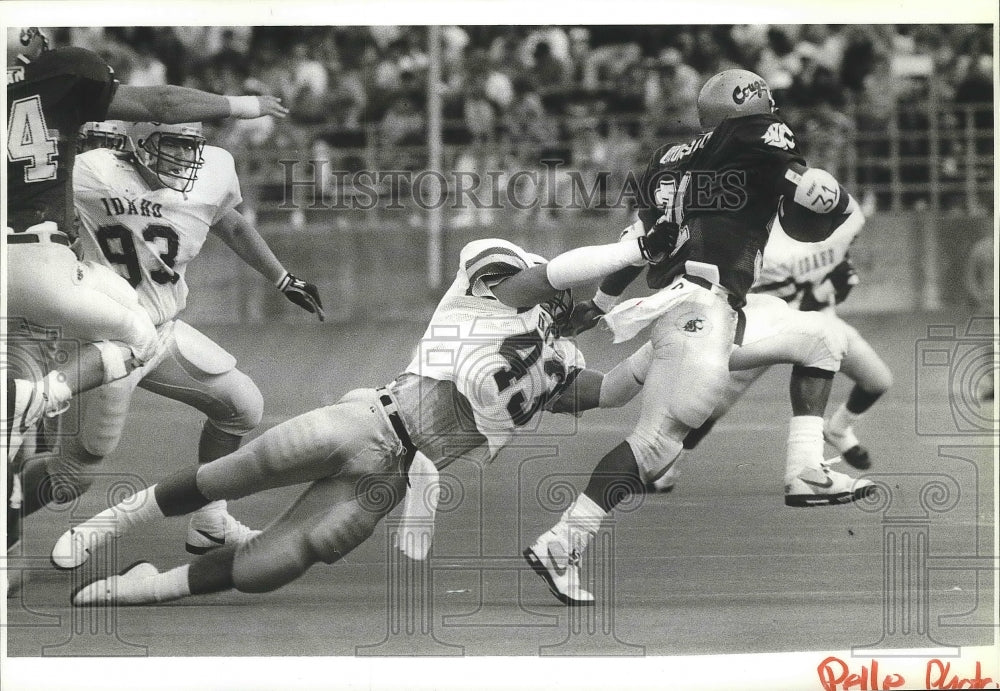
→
(824, 423, 871, 470)
(51, 508, 128, 569)
(785, 461, 875, 507)
(185, 510, 260, 555)
(71, 561, 160, 607)
(523, 530, 595, 606)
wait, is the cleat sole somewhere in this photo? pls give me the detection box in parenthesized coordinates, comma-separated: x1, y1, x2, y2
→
(522, 548, 594, 607)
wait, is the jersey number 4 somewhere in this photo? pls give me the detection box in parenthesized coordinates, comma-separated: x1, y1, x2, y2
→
(96, 223, 180, 287)
(7, 96, 59, 182)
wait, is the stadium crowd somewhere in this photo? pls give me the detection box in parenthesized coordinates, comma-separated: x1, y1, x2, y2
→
(54, 25, 994, 213)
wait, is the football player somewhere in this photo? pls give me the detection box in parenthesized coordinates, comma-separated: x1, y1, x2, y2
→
(15, 121, 324, 553)
(524, 69, 874, 605)
(5, 27, 287, 432)
(51, 230, 677, 605)
(677, 197, 893, 473)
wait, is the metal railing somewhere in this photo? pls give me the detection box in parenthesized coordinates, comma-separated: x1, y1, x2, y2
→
(231, 101, 993, 224)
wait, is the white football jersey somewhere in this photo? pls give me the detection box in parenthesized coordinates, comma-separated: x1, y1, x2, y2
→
(405, 238, 585, 459)
(74, 145, 242, 325)
(753, 206, 864, 310)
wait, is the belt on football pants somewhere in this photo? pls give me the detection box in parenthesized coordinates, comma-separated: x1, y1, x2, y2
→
(681, 274, 746, 346)
(6, 221, 71, 247)
(376, 386, 417, 463)
(7, 233, 71, 246)
(681, 273, 730, 299)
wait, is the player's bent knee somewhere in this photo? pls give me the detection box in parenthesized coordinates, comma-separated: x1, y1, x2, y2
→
(211, 373, 264, 436)
(626, 431, 683, 485)
(798, 312, 848, 373)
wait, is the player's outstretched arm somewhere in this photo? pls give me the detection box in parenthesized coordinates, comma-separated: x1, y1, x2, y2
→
(547, 342, 653, 415)
(210, 209, 325, 321)
(108, 85, 288, 123)
(491, 225, 677, 309)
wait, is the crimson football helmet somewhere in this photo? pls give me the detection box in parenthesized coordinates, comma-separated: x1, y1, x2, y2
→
(696, 69, 776, 129)
(127, 121, 206, 193)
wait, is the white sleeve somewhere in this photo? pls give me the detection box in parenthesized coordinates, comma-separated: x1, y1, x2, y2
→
(204, 147, 243, 225)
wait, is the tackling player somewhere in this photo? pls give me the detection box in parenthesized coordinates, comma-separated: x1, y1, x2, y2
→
(524, 69, 874, 605)
(15, 121, 324, 553)
(50, 230, 677, 605)
(5, 27, 287, 433)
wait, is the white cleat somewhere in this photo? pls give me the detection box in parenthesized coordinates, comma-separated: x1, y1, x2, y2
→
(785, 460, 875, 507)
(185, 510, 260, 555)
(71, 561, 160, 607)
(51, 511, 123, 569)
(523, 530, 595, 606)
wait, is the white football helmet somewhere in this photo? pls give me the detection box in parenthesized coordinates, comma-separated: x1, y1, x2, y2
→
(127, 121, 206, 192)
(78, 121, 129, 153)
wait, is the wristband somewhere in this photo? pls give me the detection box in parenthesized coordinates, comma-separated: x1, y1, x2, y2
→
(275, 271, 292, 290)
(592, 289, 620, 314)
(226, 95, 262, 119)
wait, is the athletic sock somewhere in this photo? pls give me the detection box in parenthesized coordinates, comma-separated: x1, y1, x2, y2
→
(115, 486, 166, 532)
(785, 415, 825, 480)
(153, 564, 191, 602)
(845, 384, 883, 415)
(551, 493, 606, 557)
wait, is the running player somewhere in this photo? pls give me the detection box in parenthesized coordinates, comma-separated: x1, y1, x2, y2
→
(16, 121, 324, 552)
(524, 69, 874, 605)
(51, 229, 677, 605)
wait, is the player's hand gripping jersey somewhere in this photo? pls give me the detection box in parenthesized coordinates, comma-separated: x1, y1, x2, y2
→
(754, 201, 863, 312)
(7, 47, 117, 233)
(73, 145, 242, 325)
(641, 113, 806, 301)
(403, 239, 585, 462)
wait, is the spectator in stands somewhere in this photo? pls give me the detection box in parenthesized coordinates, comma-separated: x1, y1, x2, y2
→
(643, 47, 700, 138)
(534, 41, 570, 91)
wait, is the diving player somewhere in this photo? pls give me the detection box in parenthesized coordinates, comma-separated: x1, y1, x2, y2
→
(51, 229, 677, 605)
(15, 121, 324, 553)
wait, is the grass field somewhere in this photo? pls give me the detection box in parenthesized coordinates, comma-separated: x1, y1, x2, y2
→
(4, 309, 996, 672)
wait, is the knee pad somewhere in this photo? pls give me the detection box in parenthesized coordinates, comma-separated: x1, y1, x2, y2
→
(796, 311, 849, 373)
(626, 429, 684, 485)
(209, 371, 264, 436)
(44, 435, 104, 503)
(169, 321, 263, 435)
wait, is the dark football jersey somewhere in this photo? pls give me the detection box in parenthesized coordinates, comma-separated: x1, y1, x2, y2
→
(641, 113, 806, 302)
(6, 47, 118, 233)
